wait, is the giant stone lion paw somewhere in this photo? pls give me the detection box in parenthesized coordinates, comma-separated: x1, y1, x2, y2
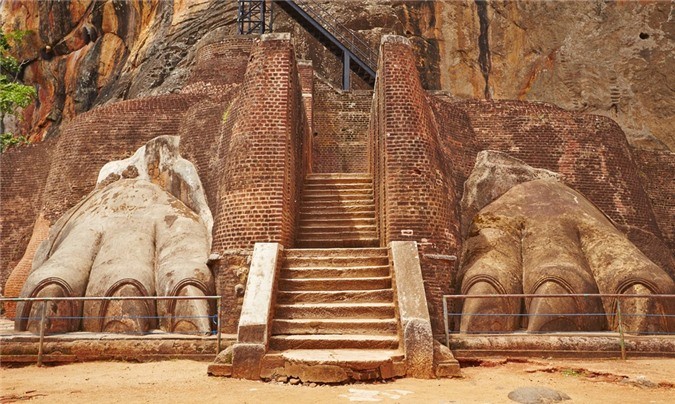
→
(16, 136, 215, 335)
(457, 151, 675, 334)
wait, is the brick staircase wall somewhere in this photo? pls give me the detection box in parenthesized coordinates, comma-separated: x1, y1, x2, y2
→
(369, 36, 461, 333)
(312, 77, 372, 173)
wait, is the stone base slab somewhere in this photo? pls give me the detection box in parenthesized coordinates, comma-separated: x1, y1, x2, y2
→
(0, 332, 236, 364)
(448, 333, 675, 359)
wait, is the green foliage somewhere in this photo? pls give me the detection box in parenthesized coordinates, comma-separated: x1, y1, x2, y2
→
(0, 77, 36, 114)
(0, 30, 36, 152)
(1, 132, 28, 152)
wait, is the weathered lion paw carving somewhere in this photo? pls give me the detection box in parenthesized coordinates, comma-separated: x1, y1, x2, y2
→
(16, 136, 215, 335)
(458, 151, 675, 334)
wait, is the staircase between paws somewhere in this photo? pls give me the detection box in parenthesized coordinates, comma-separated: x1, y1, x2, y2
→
(260, 173, 406, 382)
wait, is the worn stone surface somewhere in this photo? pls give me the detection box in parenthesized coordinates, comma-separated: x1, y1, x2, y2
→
(508, 386, 571, 404)
(390, 241, 434, 379)
(459, 178, 675, 334)
(460, 150, 562, 236)
(237, 243, 282, 344)
(15, 137, 214, 335)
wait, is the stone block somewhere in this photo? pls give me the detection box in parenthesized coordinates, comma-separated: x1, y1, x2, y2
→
(231, 343, 265, 380)
(207, 363, 233, 377)
(390, 241, 435, 379)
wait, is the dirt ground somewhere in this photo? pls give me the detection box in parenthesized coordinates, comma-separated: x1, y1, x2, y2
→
(1, 358, 674, 403)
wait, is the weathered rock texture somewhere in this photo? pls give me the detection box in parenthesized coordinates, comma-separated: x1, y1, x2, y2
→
(3, 1, 672, 151)
(15, 136, 215, 335)
(458, 173, 675, 334)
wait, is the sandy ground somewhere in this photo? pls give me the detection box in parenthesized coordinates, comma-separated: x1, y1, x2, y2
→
(1, 358, 674, 404)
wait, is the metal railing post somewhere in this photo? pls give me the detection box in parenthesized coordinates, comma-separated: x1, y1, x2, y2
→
(37, 300, 47, 367)
(443, 296, 449, 348)
(216, 297, 222, 354)
(616, 300, 626, 360)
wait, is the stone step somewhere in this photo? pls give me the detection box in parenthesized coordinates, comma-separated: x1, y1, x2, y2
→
(271, 318, 398, 335)
(282, 265, 391, 279)
(304, 183, 373, 190)
(306, 173, 371, 182)
(303, 188, 373, 196)
(285, 248, 387, 258)
(302, 193, 374, 202)
(296, 238, 380, 248)
(283, 255, 388, 268)
(300, 210, 375, 219)
(260, 349, 406, 382)
(276, 289, 393, 304)
(296, 230, 377, 239)
(299, 218, 375, 227)
(298, 224, 376, 232)
(275, 303, 395, 319)
(301, 203, 375, 212)
(279, 277, 392, 291)
(301, 199, 375, 208)
(269, 334, 399, 351)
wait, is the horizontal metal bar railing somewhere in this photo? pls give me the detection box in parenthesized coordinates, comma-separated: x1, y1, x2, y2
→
(1, 295, 223, 366)
(442, 293, 675, 360)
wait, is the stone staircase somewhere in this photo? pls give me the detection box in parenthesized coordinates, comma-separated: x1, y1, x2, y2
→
(259, 173, 406, 382)
(296, 173, 378, 248)
(261, 247, 406, 382)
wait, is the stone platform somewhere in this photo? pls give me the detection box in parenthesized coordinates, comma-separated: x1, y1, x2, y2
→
(0, 319, 236, 365)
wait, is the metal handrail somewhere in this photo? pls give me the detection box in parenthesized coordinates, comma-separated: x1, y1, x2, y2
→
(1, 295, 223, 366)
(441, 293, 675, 360)
(291, 0, 378, 71)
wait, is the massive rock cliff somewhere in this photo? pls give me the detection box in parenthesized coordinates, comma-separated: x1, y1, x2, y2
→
(2, 1, 672, 151)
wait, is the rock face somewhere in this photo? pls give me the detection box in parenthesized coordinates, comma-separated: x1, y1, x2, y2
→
(2, 1, 672, 151)
(459, 174, 675, 334)
(15, 136, 215, 335)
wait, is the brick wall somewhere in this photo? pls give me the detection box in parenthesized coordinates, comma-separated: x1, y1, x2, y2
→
(0, 141, 53, 291)
(312, 77, 372, 173)
(370, 36, 462, 333)
(205, 34, 309, 331)
(211, 33, 307, 252)
(633, 149, 675, 251)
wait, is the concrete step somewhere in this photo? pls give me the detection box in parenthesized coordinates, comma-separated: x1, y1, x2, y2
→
(271, 318, 398, 335)
(296, 231, 377, 239)
(299, 218, 375, 227)
(283, 255, 388, 268)
(274, 303, 395, 319)
(269, 334, 399, 351)
(285, 248, 387, 258)
(260, 349, 406, 382)
(281, 265, 390, 279)
(296, 238, 379, 248)
(279, 277, 392, 291)
(277, 289, 393, 304)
